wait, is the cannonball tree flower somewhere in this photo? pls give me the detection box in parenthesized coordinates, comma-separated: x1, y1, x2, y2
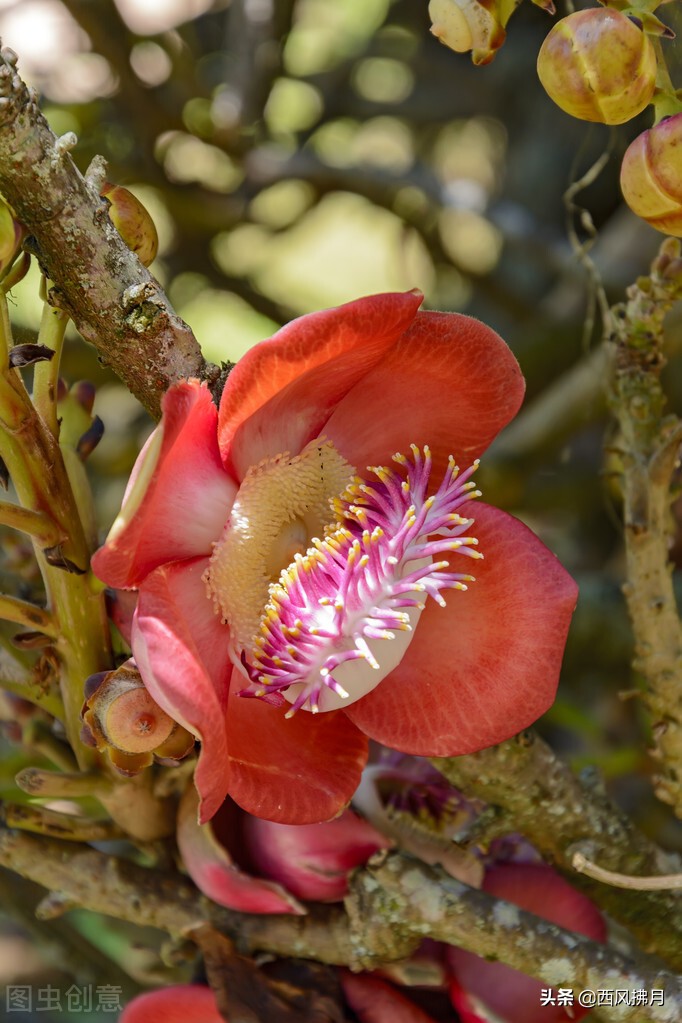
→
(92, 291, 578, 825)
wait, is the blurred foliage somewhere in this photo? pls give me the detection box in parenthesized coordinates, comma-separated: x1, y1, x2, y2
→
(2, 0, 682, 1011)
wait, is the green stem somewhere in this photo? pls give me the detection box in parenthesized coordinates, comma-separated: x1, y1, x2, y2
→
(1, 251, 30, 294)
(0, 593, 55, 634)
(0, 499, 64, 547)
(33, 300, 68, 437)
(0, 303, 111, 763)
(0, 272, 12, 371)
(14, 767, 114, 799)
(2, 802, 123, 842)
(21, 718, 78, 771)
(652, 38, 682, 123)
(0, 675, 64, 719)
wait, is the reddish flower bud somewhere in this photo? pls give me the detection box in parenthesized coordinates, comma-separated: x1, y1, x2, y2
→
(81, 660, 194, 774)
(242, 808, 391, 902)
(620, 113, 682, 236)
(176, 785, 305, 914)
(100, 182, 158, 266)
(537, 9, 656, 125)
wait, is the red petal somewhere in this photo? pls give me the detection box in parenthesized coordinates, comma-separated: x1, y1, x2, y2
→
(218, 291, 423, 478)
(324, 311, 525, 479)
(119, 986, 223, 1023)
(340, 972, 440, 1023)
(93, 380, 236, 589)
(243, 808, 390, 902)
(447, 864, 606, 1023)
(225, 681, 369, 824)
(176, 785, 305, 914)
(132, 558, 233, 821)
(345, 504, 578, 755)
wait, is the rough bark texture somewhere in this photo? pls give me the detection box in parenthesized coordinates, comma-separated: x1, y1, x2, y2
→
(0, 829, 678, 1022)
(433, 732, 682, 967)
(0, 45, 214, 419)
(607, 239, 682, 817)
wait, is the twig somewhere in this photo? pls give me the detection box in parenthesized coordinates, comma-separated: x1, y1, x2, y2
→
(433, 732, 682, 968)
(572, 849, 682, 891)
(0, 45, 212, 418)
(0, 593, 55, 634)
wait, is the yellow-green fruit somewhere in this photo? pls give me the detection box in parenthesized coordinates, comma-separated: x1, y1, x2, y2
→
(101, 182, 158, 266)
(621, 115, 682, 236)
(537, 9, 656, 125)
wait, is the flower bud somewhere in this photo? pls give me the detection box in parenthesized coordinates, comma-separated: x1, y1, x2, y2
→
(81, 660, 194, 774)
(428, 0, 519, 65)
(537, 9, 656, 125)
(243, 808, 391, 902)
(176, 786, 305, 914)
(100, 182, 158, 266)
(620, 114, 682, 236)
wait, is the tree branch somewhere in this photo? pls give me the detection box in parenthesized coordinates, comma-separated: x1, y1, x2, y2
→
(0, 46, 213, 419)
(607, 238, 682, 816)
(433, 732, 682, 968)
(0, 830, 679, 1023)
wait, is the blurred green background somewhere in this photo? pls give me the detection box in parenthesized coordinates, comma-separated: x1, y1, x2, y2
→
(1, 0, 682, 1017)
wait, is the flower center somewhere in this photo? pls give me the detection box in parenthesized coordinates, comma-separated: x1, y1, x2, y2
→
(241, 444, 482, 715)
(204, 438, 354, 652)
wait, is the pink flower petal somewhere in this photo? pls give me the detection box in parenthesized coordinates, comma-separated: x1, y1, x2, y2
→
(93, 380, 237, 589)
(132, 558, 233, 821)
(107, 588, 137, 646)
(225, 681, 369, 824)
(242, 808, 391, 902)
(447, 864, 606, 1023)
(218, 291, 423, 478)
(119, 985, 223, 1023)
(340, 972, 441, 1023)
(177, 785, 305, 914)
(324, 311, 525, 479)
(344, 504, 578, 755)
(449, 979, 495, 1023)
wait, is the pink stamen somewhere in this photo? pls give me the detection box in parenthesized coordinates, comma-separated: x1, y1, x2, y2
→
(241, 446, 482, 715)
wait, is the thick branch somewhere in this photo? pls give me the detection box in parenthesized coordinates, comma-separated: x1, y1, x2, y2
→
(348, 854, 682, 1023)
(0, 830, 678, 1023)
(433, 732, 682, 968)
(0, 46, 212, 418)
(607, 238, 682, 816)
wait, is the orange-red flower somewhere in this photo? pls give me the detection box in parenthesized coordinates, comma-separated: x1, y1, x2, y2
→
(93, 292, 578, 824)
